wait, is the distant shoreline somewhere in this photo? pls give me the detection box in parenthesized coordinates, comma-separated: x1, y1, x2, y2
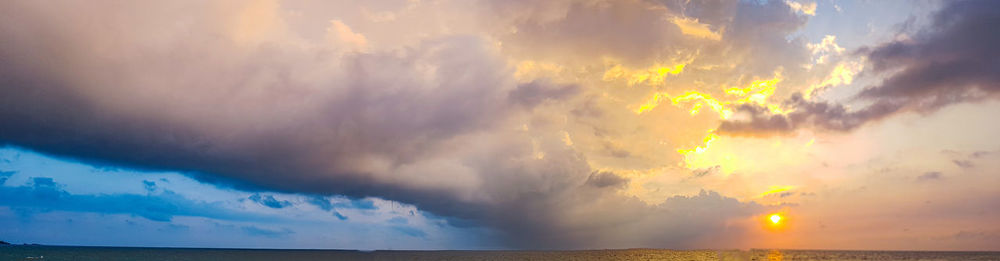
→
(2, 244, 998, 253)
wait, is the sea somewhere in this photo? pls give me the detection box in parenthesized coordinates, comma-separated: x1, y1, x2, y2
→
(1, 245, 999, 261)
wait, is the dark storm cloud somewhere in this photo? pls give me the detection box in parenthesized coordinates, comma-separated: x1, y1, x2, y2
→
(719, 0, 1000, 136)
(0, 0, 769, 249)
(0, 0, 519, 232)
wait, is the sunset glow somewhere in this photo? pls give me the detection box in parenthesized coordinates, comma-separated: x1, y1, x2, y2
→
(0, 0, 998, 253)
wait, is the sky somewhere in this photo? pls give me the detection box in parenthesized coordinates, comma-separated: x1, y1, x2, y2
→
(0, 0, 998, 251)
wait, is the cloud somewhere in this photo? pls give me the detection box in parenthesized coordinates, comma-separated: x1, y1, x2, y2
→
(491, 0, 689, 65)
(917, 171, 943, 181)
(0, 177, 276, 222)
(717, 0, 1000, 136)
(241, 225, 295, 238)
(387, 216, 408, 224)
(30, 177, 57, 188)
(248, 194, 293, 209)
(584, 171, 629, 189)
(785, 1, 816, 16)
(953, 160, 974, 169)
(0, 0, 773, 249)
(0, 0, 518, 236)
(326, 20, 368, 51)
(392, 225, 427, 238)
(307, 196, 378, 214)
(337, 199, 377, 210)
(0, 170, 16, 185)
(508, 79, 580, 108)
(307, 196, 335, 211)
(305, 195, 383, 221)
(143, 180, 157, 192)
(718, 93, 902, 136)
(859, 0, 1000, 104)
(493, 0, 808, 73)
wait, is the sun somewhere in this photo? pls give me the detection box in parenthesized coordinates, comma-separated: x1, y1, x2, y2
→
(769, 214, 782, 224)
(763, 213, 788, 231)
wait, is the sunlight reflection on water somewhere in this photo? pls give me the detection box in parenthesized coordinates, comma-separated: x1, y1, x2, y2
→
(3, 246, 1000, 261)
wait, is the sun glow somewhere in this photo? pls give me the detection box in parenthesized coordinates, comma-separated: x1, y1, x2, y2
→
(762, 211, 790, 232)
(634, 91, 734, 119)
(633, 70, 785, 120)
(670, 17, 723, 40)
(663, 70, 802, 176)
(759, 185, 796, 198)
(604, 63, 686, 86)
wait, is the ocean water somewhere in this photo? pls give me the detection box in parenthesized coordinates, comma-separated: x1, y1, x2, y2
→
(1, 246, 998, 261)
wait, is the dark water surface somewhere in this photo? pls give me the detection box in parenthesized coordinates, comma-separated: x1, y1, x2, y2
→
(1, 246, 998, 261)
